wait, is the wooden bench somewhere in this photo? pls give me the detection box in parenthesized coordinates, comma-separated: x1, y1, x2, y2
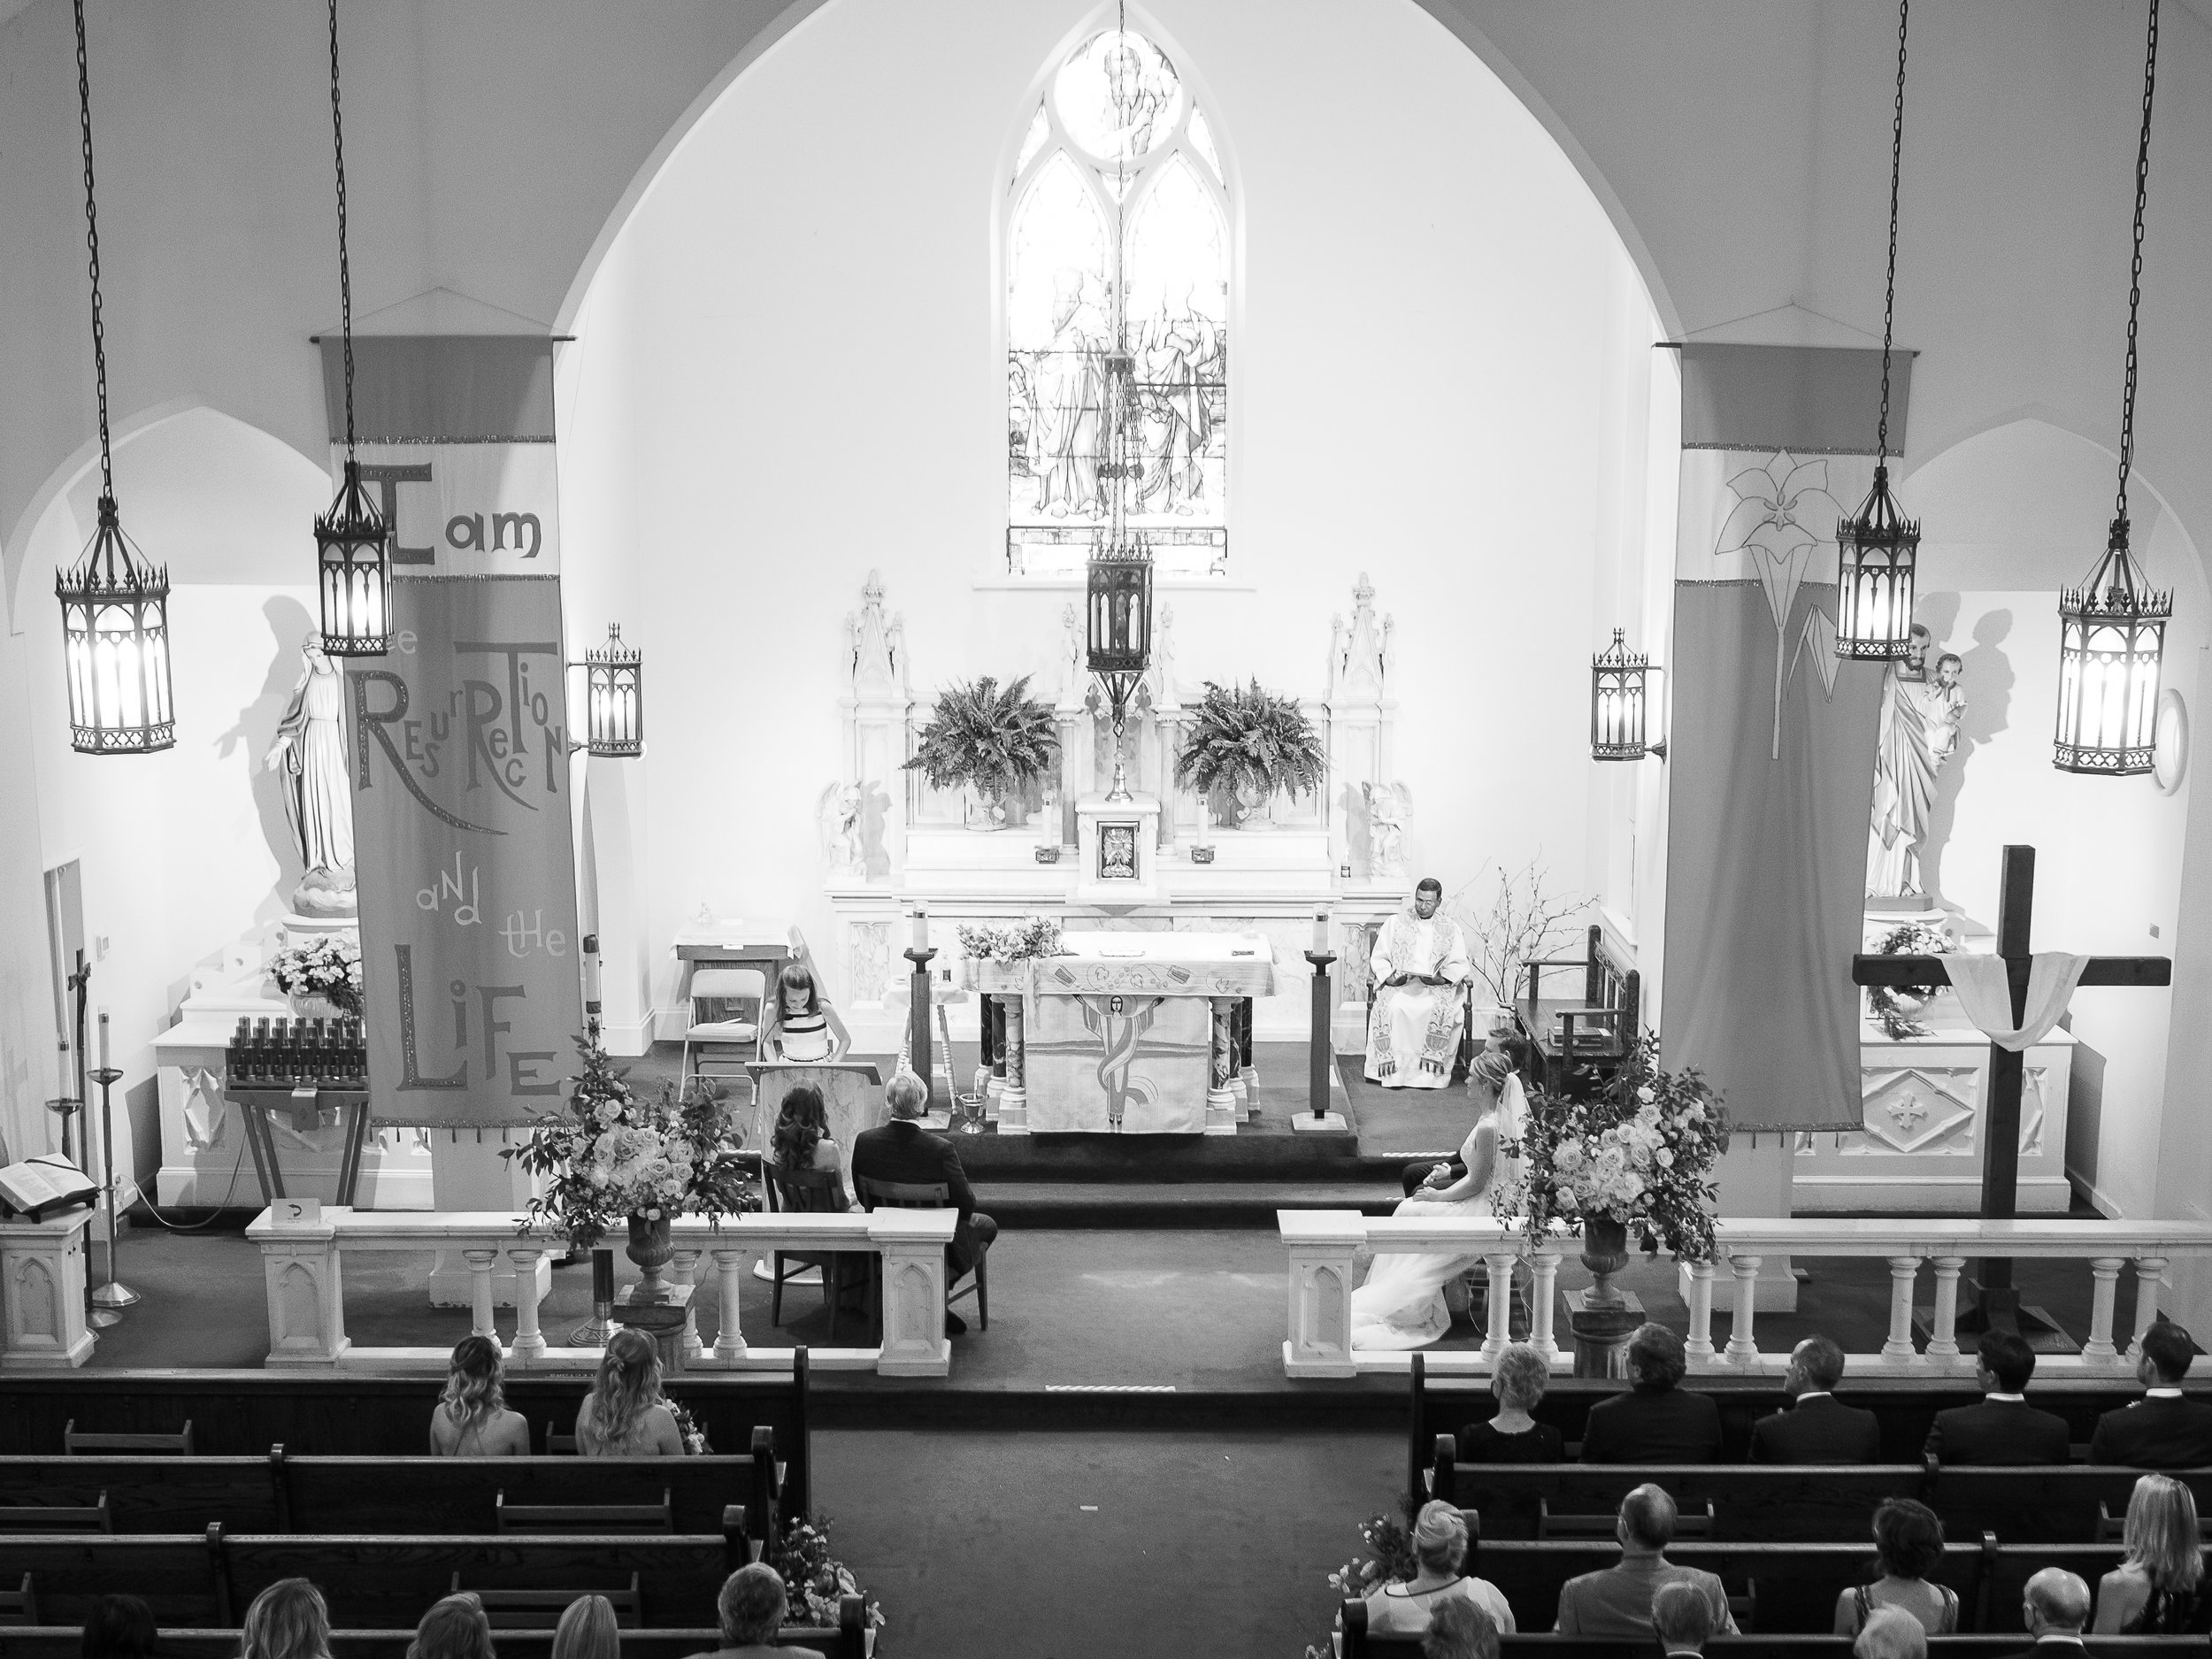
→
(0, 1362, 815, 1516)
(1340, 1628, 2208, 1659)
(1518, 923, 1640, 1094)
(0, 1523, 753, 1629)
(0, 1618, 869, 1659)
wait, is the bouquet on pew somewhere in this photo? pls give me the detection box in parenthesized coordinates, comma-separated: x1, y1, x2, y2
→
(769, 1511, 887, 1637)
(503, 1030, 757, 1247)
(1492, 1035, 1728, 1262)
(1308, 1500, 1419, 1658)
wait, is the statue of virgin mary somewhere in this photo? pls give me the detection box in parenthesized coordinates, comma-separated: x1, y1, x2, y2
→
(264, 634, 357, 917)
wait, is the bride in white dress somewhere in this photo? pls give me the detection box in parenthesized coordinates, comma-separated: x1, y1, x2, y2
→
(1351, 1048, 1528, 1350)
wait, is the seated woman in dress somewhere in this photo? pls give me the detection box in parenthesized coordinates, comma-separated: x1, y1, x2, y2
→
(1359, 1501, 1516, 1637)
(765, 964, 840, 1063)
(575, 1328, 686, 1456)
(428, 1334, 531, 1456)
(2093, 1474, 2207, 1633)
(1832, 1499, 1958, 1635)
(1457, 1343, 1561, 1463)
(772, 1084, 859, 1211)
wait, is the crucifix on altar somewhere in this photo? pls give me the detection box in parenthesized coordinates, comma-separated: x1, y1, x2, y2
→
(1852, 844, 2170, 1340)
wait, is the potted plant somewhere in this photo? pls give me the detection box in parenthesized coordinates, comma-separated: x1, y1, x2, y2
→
(269, 933, 365, 1018)
(1172, 678, 1326, 827)
(904, 675, 1060, 830)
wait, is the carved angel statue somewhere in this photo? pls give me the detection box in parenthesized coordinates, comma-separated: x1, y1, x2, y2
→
(818, 782, 866, 875)
(1362, 780, 1411, 876)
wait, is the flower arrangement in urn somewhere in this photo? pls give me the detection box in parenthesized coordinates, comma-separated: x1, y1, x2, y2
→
(269, 933, 364, 1017)
(503, 1033, 756, 1267)
(1494, 1036, 1728, 1281)
(1864, 920, 1954, 1040)
(768, 1512, 887, 1640)
(903, 674, 1060, 829)
(1173, 678, 1326, 825)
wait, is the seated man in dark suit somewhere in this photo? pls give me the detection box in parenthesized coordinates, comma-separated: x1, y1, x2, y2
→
(1748, 1334, 1881, 1463)
(1581, 1323, 1724, 1463)
(849, 1070, 996, 1336)
(2089, 1318, 2212, 1468)
(1996, 1566, 2093, 1659)
(1553, 1484, 1738, 1639)
(1923, 1328, 2070, 1465)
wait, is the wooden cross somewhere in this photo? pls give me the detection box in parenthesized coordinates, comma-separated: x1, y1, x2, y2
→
(1852, 844, 2170, 1329)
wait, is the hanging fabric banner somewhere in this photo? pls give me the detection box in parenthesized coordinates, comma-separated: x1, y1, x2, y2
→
(1660, 343, 1901, 1133)
(324, 334, 580, 1127)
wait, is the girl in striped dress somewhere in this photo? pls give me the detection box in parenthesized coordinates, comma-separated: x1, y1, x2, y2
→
(767, 963, 839, 1063)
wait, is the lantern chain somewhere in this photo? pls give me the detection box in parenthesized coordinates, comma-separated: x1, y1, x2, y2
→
(73, 0, 114, 511)
(1874, 0, 1907, 466)
(329, 0, 359, 458)
(2115, 0, 2159, 528)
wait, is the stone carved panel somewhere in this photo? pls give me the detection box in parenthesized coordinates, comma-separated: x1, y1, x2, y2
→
(13, 1258, 55, 1340)
(1856, 1067, 1979, 1156)
(849, 922, 892, 1008)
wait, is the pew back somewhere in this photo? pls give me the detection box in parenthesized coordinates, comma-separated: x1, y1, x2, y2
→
(0, 1623, 869, 1659)
(1338, 1629, 2208, 1659)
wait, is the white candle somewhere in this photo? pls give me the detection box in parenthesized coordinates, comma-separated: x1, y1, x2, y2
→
(98, 1010, 111, 1070)
(911, 905, 929, 953)
(1312, 911, 1329, 956)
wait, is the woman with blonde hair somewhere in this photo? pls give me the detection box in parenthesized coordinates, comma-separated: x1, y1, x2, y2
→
(429, 1335, 530, 1456)
(1357, 1500, 1515, 1638)
(575, 1328, 684, 1456)
(549, 1595, 621, 1659)
(241, 1579, 332, 1659)
(407, 1594, 495, 1659)
(2093, 1474, 2208, 1633)
(1458, 1343, 1561, 1463)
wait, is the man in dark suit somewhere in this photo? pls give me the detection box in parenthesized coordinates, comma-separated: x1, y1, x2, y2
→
(1923, 1329, 2071, 1465)
(2088, 1317, 2212, 1468)
(1581, 1324, 1724, 1463)
(849, 1071, 996, 1336)
(1994, 1567, 2093, 1659)
(1747, 1334, 1881, 1463)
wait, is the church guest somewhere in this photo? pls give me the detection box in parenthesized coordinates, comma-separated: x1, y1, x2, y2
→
(1854, 1607, 1930, 1659)
(1459, 1343, 1562, 1463)
(1997, 1568, 2093, 1659)
(1358, 1501, 1515, 1639)
(2091, 1475, 2208, 1634)
(1748, 1336, 1880, 1463)
(551, 1597, 621, 1659)
(1654, 1580, 1717, 1658)
(429, 1335, 531, 1456)
(771, 1085, 859, 1212)
(765, 964, 840, 1064)
(1365, 879, 1473, 1090)
(1422, 1598, 1500, 1659)
(1832, 1499, 1960, 1636)
(81, 1595, 157, 1659)
(1553, 1485, 1737, 1640)
(851, 1071, 995, 1337)
(1921, 1329, 2069, 1466)
(1579, 1324, 1723, 1464)
(684, 1565, 823, 1659)
(2089, 1319, 2212, 1468)
(408, 1594, 495, 1659)
(575, 1329, 685, 1457)
(241, 1579, 334, 1659)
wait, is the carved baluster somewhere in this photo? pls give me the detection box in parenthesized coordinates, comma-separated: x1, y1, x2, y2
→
(712, 1248, 749, 1361)
(1480, 1254, 1515, 1361)
(1205, 996, 1239, 1133)
(505, 1247, 547, 1359)
(672, 1248, 703, 1360)
(1884, 1257, 1921, 1360)
(1926, 1257, 1965, 1361)
(2085, 1258, 2126, 1363)
(997, 996, 1028, 1134)
(1725, 1254, 1763, 1363)
(464, 1248, 498, 1342)
(2130, 1256, 2170, 1357)
(1527, 1247, 1561, 1363)
(1685, 1259, 1716, 1362)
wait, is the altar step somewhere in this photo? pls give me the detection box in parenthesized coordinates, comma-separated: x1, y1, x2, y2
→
(973, 1178, 1403, 1229)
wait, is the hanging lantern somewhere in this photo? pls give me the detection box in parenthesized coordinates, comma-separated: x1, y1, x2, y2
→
(2059, 0, 2169, 776)
(1086, 538, 1153, 674)
(315, 459, 390, 655)
(1835, 466, 1919, 659)
(1591, 628, 1664, 763)
(585, 624, 644, 757)
(57, 498, 174, 755)
(2055, 518, 2169, 775)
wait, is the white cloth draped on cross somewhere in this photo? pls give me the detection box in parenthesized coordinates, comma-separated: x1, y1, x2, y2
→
(1943, 952, 2090, 1052)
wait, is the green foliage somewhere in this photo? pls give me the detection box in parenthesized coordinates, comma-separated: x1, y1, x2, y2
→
(903, 674, 1061, 799)
(1172, 678, 1326, 805)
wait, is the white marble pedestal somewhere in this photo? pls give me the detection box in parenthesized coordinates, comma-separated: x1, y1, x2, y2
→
(0, 1208, 96, 1368)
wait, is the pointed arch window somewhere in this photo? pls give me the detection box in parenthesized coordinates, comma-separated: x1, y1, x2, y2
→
(1005, 21, 1230, 578)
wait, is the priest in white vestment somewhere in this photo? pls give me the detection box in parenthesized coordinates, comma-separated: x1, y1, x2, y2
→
(1364, 879, 1473, 1089)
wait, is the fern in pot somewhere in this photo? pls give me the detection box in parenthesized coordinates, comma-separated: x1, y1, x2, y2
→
(1173, 678, 1326, 827)
(904, 675, 1061, 830)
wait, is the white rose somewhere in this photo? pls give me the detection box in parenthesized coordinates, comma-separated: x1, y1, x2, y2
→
(1637, 1086, 1656, 1103)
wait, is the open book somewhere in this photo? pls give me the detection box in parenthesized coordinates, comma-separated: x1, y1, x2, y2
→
(0, 1155, 99, 1222)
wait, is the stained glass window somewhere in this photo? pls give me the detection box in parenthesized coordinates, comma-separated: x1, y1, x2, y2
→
(1007, 23, 1229, 577)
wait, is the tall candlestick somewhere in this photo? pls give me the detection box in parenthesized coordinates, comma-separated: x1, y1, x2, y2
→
(98, 1009, 111, 1070)
(1312, 911, 1329, 956)
(911, 905, 929, 953)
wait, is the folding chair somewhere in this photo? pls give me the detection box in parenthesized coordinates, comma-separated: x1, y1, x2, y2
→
(680, 967, 765, 1096)
(855, 1175, 987, 1333)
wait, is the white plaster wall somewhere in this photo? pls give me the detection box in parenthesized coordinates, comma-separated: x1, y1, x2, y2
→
(556, 0, 1661, 1021)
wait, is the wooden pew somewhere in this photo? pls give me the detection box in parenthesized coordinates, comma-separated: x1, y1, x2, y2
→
(0, 1616, 871, 1659)
(1340, 1625, 2209, 1659)
(0, 1523, 752, 1629)
(0, 1358, 814, 1516)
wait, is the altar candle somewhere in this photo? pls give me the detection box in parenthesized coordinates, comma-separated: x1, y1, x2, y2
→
(911, 905, 929, 953)
(1312, 911, 1329, 956)
(98, 1009, 111, 1070)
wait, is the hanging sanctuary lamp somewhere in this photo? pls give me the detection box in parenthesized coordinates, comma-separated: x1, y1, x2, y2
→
(1084, 0, 1153, 803)
(1834, 0, 1920, 660)
(311, 0, 391, 657)
(54, 0, 173, 756)
(2055, 0, 2171, 777)
(583, 624, 645, 757)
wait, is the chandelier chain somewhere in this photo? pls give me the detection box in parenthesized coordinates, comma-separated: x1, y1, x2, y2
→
(72, 0, 113, 505)
(1875, 0, 1907, 464)
(2116, 0, 2159, 526)
(329, 0, 358, 457)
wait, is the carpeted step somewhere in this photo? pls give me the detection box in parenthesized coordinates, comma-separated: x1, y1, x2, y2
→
(972, 1179, 1402, 1227)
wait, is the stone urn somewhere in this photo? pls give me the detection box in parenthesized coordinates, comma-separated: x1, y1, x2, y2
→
(965, 785, 1010, 831)
(1232, 776, 1277, 828)
(1578, 1215, 1632, 1309)
(288, 993, 349, 1023)
(626, 1211, 675, 1302)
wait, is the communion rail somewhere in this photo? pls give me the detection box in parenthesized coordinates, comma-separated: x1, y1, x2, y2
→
(1279, 1212, 2212, 1379)
(248, 1206, 957, 1377)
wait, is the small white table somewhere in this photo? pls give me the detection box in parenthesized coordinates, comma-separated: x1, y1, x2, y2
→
(0, 1206, 96, 1369)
